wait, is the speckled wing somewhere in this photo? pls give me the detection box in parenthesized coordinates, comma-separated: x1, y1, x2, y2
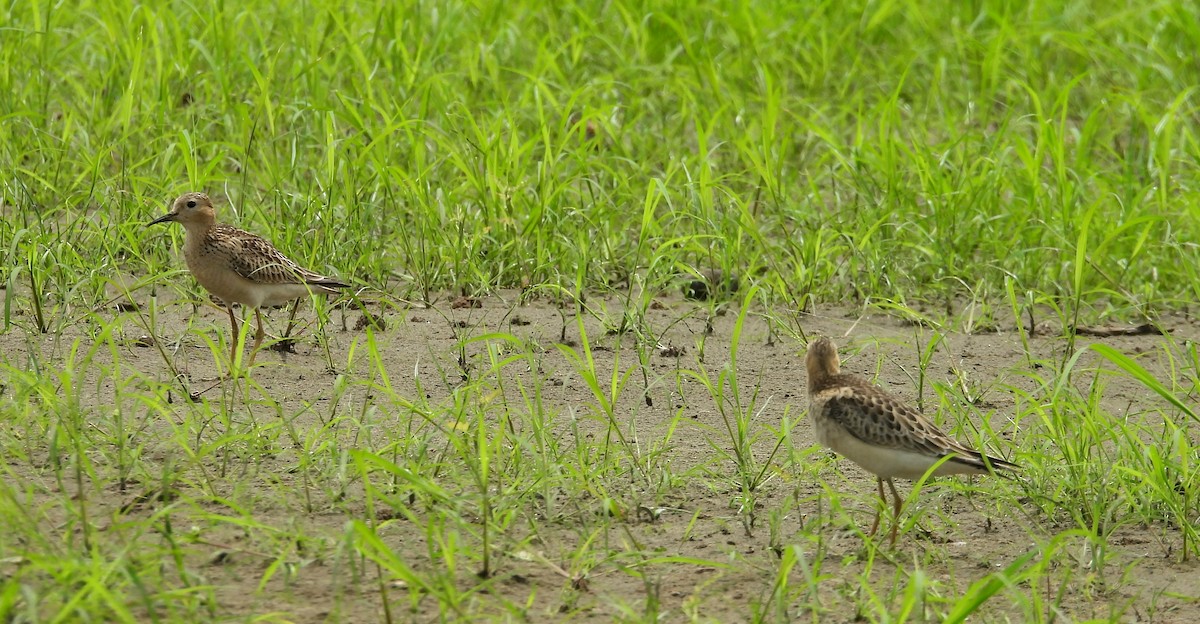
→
(819, 382, 1014, 472)
(209, 225, 347, 287)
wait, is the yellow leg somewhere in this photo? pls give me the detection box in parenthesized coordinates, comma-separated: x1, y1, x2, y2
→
(225, 304, 240, 366)
(247, 308, 265, 366)
(867, 478, 885, 537)
(886, 478, 902, 546)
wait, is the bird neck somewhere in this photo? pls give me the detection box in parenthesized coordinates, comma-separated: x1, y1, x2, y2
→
(180, 220, 216, 249)
(806, 358, 841, 386)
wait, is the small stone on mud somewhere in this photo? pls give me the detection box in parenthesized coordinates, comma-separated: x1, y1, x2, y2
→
(682, 269, 740, 301)
(355, 312, 386, 331)
(270, 338, 298, 353)
(452, 296, 481, 309)
(658, 344, 686, 357)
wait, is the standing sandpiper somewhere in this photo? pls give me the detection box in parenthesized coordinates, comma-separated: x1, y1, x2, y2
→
(805, 336, 1017, 545)
(149, 192, 349, 367)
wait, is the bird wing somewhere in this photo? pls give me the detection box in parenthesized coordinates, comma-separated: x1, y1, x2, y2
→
(210, 225, 346, 287)
(820, 383, 1015, 472)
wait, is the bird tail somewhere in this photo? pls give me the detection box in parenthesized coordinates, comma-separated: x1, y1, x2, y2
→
(307, 277, 350, 291)
(962, 452, 1019, 475)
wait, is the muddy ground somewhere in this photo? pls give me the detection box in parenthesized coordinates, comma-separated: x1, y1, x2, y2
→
(2, 286, 1199, 622)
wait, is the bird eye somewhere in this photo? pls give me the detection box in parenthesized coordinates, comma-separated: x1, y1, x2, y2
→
(187, 200, 196, 208)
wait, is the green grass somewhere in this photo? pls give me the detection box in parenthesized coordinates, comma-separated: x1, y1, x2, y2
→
(5, 0, 1200, 315)
(3, 0, 1200, 621)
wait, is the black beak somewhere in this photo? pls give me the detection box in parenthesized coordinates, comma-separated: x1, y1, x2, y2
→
(147, 212, 177, 226)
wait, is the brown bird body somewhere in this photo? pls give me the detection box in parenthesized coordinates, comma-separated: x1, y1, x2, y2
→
(149, 192, 348, 366)
(806, 336, 1017, 544)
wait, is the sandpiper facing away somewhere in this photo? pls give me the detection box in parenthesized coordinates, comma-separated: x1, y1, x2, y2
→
(149, 192, 349, 367)
(805, 336, 1017, 545)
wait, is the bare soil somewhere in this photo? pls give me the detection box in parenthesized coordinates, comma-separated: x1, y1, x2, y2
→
(3, 288, 1199, 622)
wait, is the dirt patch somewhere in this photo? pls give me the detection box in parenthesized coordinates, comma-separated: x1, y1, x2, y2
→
(1, 289, 1198, 622)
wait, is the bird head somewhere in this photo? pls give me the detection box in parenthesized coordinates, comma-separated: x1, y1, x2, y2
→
(149, 192, 216, 227)
(805, 336, 842, 385)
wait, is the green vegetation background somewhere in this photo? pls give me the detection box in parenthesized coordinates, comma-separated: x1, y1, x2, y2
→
(4, 0, 1198, 318)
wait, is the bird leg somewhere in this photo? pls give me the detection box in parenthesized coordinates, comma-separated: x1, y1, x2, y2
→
(886, 478, 903, 546)
(247, 308, 266, 366)
(225, 304, 240, 367)
(868, 478, 886, 537)
(268, 298, 302, 353)
(284, 297, 302, 343)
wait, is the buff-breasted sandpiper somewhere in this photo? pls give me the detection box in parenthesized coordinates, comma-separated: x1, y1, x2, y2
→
(806, 336, 1017, 545)
(149, 192, 348, 366)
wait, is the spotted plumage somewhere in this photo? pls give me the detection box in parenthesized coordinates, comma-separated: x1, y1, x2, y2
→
(149, 192, 349, 367)
(194, 223, 346, 300)
(806, 336, 1017, 544)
